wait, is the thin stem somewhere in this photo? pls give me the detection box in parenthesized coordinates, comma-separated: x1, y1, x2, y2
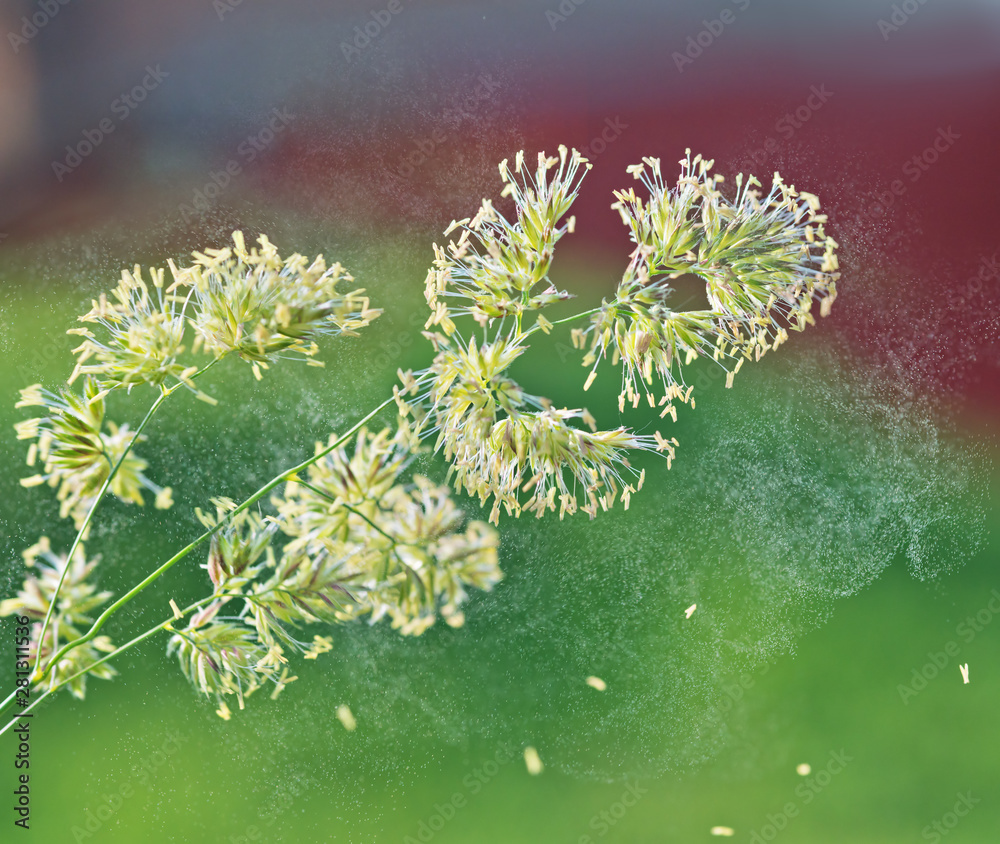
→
(289, 478, 339, 505)
(31, 356, 224, 679)
(32, 387, 406, 685)
(340, 501, 396, 544)
(520, 305, 603, 340)
(296, 480, 398, 546)
(32, 389, 167, 676)
(0, 687, 19, 716)
(0, 594, 222, 737)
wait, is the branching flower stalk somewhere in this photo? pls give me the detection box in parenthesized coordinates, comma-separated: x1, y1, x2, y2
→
(13, 234, 378, 681)
(18, 358, 223, 681)
(2, 147, 838, 729)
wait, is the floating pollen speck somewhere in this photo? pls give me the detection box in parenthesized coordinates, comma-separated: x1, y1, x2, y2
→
(524, 746, 544, 775)
(796, 763, 812, 776)
(336, 704, 357, 731)
(586, 676, 607, 691)
(960, 663, 970, 684)
(710, 827, 735, 837)
(685, 603, 697, 619)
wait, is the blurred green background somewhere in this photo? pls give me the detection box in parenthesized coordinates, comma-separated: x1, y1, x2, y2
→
(0, 223, 993, 843)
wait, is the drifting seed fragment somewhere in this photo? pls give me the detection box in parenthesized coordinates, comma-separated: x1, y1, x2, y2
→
(586, 676, 607, 691)
(710, 827, 735, 837)
(684, 603, 697, 619)
(336, 704, 357, 731)
(796, 763, 811, 776)
(524, 746, 544, 775)
(960, 663, 970, 684)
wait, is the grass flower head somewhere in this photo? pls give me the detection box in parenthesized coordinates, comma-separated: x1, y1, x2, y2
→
(0, 538, 117, 698)
(174, 231, 382, 379)
(15, 377, 171, 531)
(576, 150, 839, 414)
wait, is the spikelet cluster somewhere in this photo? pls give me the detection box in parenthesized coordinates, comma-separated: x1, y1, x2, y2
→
(67, 231, 380, 390)
(166, 430, 502, 715)
(399, 337, 670, 523)
(169, 231, 381, 379)
(424, 146, 587, 331)
(0, 539, 117, 699)
(403, 147, 676, 523)
(14, 377, 171, 531)
(404, 147, 838, 521)
(575, 150, 839, 416)
(165, 504, 292, 715)
(167, 599, 290, 719)
(272, 426, 502, 635)
(68, 265, 189, 390)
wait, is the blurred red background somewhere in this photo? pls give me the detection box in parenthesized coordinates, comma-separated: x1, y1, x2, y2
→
(1, 0, 997, 419)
